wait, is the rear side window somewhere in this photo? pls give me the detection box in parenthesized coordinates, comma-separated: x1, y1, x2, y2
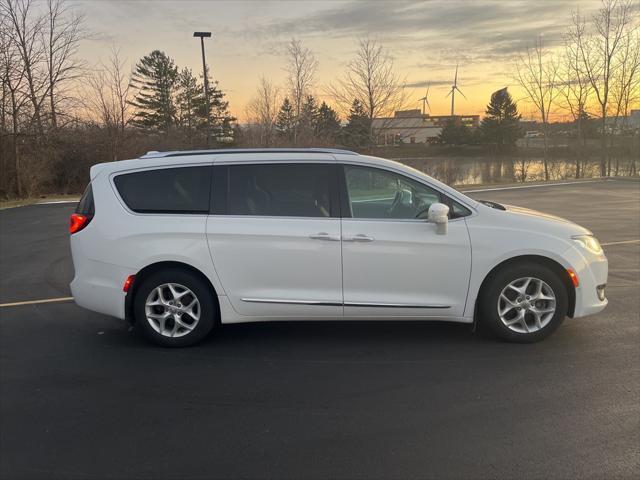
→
(225, 163, 336, 217)
(114, 166, 211, 214)
(76, 184, 94, 216)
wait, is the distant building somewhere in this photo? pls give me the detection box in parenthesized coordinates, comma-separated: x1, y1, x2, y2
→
(371, 110, 480, 146)
(604, 110, 640, 134)
(428, 114, 480, 129)
(372, 110, 441, 145)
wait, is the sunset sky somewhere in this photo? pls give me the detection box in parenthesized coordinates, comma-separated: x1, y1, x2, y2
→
(76, 0, 617, 122)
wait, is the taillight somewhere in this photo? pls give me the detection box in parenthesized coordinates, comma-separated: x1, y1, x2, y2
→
(69, 213, 92, 234)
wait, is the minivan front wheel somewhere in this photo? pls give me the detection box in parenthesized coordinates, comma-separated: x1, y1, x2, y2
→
(480, 263, 568, 343)
(133, 269, 215, 347)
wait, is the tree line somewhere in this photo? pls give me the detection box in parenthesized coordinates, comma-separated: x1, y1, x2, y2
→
(241, 38, 402, 150)
(1, 0, 236, 198)
(421, 0, 639, 180)
(1, 0, 638, 200)
(514, 0, 639, 178)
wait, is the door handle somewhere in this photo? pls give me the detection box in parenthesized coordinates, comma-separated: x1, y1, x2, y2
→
(309, 232, 340, 242)
(343, 234, 374, 242)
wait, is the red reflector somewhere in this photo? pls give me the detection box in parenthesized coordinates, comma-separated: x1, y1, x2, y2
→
(567, 269, 579, 287)
(69, 213, 90, 234)
(123, 275, 135, 293)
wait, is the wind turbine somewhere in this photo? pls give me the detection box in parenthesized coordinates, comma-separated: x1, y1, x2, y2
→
(418, 83, 431, 116)
(445, 64, 467, 116)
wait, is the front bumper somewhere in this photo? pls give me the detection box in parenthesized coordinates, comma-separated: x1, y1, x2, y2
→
(567, 246, 608, 318)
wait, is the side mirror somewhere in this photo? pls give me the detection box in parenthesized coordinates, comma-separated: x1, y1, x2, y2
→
(428, 203, 449, 235)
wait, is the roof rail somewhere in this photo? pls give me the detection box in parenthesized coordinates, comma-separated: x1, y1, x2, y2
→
(140, 148, 359, 158)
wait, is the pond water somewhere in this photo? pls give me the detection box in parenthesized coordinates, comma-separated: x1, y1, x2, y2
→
(392, 156, 639, 186)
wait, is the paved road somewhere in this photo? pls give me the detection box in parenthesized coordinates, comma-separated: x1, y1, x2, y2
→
(1, 180, 639, 480)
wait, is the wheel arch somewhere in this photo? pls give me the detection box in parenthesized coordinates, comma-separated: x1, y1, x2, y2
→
(473, 254, 576, 326)
(125, 261, 220, 324)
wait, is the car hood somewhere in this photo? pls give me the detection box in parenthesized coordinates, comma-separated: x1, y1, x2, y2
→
(498, 203, 592, 236)
(503, 204, 572, 224)
(479, 200, 591, 238)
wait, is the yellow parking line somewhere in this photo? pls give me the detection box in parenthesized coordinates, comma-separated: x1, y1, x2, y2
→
(601, 239, 640, 246)
(0, 297, 74, 308)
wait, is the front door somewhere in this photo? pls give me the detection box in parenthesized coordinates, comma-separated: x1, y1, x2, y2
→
(206, 159, 343, 319)
(340, 164, 472, 318)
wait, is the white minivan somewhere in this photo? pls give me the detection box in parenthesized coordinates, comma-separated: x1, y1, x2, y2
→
(69, 148, 608, 346)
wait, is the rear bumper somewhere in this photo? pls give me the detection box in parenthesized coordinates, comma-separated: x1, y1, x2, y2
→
(70, 237, 129, 319)
(71, 274, 126, 319)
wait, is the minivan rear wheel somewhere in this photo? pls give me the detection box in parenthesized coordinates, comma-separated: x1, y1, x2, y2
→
(479, 262, 568, 343)
(133, 269, 215, 347)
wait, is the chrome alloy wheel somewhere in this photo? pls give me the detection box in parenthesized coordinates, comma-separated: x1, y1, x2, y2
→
(497, 277, 556, 334)
(145, 283, 201, 338)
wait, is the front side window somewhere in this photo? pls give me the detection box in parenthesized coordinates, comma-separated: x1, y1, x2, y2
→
(343, 165, 441, 219)
(114, 166, 211, 214)
(226, 163, 335, 217)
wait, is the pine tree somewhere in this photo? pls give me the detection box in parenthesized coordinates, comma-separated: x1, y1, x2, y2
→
(298, 95, 319, 136)
(275, 97, 295, 142)
(200, 66, 234, 141)
(480, 87, 521, 146)
(176, 68, 205, 132)
(316, 102, 341, 140)
(341, 99, 370, 148)
(129, 50, 179, 131)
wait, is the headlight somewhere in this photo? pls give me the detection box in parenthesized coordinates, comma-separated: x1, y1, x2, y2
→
(572, 235, 603, 254)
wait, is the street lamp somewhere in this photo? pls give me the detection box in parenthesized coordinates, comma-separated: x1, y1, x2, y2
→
(193, 31, 212, 147)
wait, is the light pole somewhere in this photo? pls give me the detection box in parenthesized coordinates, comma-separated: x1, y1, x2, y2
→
(193, 31, 212, 147)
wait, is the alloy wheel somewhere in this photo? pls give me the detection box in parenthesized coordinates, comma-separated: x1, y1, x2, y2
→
(145, 283, 201, 338)
(497, 277, 556, 334)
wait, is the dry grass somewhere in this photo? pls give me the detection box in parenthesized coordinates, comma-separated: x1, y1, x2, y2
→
(0, 195, 80, 210)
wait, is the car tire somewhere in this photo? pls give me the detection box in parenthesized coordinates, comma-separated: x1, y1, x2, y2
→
(479, 262, 568, 343)
(133, 268, 216, 347)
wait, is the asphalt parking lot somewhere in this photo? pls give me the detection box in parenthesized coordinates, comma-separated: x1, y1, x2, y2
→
(1, 179, 639, 480)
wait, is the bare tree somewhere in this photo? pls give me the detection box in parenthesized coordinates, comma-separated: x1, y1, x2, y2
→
(284, 38, 317, 145)
(571, 0, 635, 176)
(88, 47, 130, 133)
(514, 35, 561, 180)
(245, 76, 280, 147)
(561, 18, 594, 178)
(327, 38, 406, 142)
(0, 12, 29, 196)
(609, 29, 639, 175)
(2, 0, 46, 135)
(515, 156, 535, 183)
(42, 0, 85, 128)
(1, 14, 7, 136)
(85, 47, 131, 160)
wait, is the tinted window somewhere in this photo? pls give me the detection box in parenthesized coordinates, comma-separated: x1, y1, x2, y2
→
(115, 166, 211, 214)
(343, 165, 441, 219)
(76, 184, 94, 216)
(226, 163, 334, 217)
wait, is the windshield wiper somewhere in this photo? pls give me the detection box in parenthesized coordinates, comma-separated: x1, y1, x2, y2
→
(480, 200, 506, 210)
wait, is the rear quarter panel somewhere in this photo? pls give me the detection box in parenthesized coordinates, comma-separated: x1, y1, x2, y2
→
(71, 166, 226, 319)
